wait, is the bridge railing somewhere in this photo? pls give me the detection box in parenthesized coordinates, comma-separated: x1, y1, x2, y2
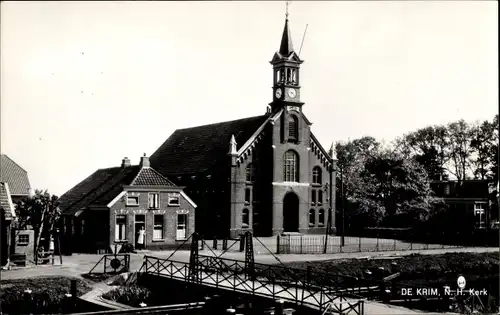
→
(143, 255, 366, 314)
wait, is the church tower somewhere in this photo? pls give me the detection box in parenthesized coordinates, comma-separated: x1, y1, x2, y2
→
(269, 13, 304, 112)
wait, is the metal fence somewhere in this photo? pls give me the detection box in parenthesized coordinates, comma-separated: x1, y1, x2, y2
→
(276, 234, 465, 255)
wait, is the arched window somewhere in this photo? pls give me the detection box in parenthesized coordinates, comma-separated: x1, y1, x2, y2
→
(309, 209, 315, 226)
(242, 209, 249, 228)
(311, 190, 316, 205)
(288, 115, 298, 141)
(246, 163, 255, 182)
(283, 150, 299, 182)
(318, 209, 325, 227)
(312, 167, 322, 185)
(318, 190, 323, 205)
(245, 188, 251, 204)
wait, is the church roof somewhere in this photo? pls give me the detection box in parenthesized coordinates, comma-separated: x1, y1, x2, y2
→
(0, 154, 31, 196)
(60, 162, 177, 216)
(150, 115, 269, 176)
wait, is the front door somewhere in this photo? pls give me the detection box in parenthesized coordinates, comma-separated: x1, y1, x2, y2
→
(283, 192, 299, 232)
(135, 215, 145, 248)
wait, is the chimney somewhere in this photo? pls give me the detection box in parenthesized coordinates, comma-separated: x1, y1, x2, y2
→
(140, 153, 150, 168)
(121, 157, 131, 167)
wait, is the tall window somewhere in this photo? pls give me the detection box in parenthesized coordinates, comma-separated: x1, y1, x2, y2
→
(311, 190, 316, 205)
(246, 163, 256, 182)
(318, 190, 323, 205)
(312, 167, 322, 185)
(242, 209, 249, 228)
(153, 215, 164, 240)
(115, 215, 127, 241)
(283, 150, 299, 182)
(245, 188, 251, 205)
(148, 193, 160, 209)
(309, 209, 315, 226)
(318, 209, 325, 227)
(288, 116, 298, 141)
(127, 196, 139, 206)
(176, 213, 188, 240)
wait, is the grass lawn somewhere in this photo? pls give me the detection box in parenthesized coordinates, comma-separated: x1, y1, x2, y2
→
(0, 276, 92, 314)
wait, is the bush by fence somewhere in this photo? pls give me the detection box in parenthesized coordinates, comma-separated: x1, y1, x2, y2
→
(349, 227, 499, 247)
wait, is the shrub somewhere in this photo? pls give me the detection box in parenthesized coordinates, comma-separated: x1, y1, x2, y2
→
(102, 285, 151, 307)
(0, 276, 92, 314)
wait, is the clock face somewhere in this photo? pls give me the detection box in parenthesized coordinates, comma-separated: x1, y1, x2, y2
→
(288, 88, 297, 98)
(275, 88, 282, 99)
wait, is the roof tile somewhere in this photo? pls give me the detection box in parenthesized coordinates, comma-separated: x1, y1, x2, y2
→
(0, 154, 31, 196)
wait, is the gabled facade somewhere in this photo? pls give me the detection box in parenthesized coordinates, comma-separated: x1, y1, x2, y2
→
(151, 17, 336, 239)
(59, 155, 196, 253)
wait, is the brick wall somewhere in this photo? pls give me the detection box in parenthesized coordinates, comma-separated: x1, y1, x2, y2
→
(109, 189, 195, 250)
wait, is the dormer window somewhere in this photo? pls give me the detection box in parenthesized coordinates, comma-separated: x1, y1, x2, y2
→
(288, 115, 298, 142)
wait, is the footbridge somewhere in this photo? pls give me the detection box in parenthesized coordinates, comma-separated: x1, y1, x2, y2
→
(135, 232, 384, 315)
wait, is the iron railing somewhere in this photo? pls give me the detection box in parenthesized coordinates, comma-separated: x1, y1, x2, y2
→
(143, 255, 366, 314)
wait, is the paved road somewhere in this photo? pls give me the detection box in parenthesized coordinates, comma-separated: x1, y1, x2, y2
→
(1, 246, 497, 281)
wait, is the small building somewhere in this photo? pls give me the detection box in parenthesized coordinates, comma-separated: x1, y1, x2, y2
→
(430, 179, 494, 229)
(59, 155, 196, 253)
(0, 154, 32, 267)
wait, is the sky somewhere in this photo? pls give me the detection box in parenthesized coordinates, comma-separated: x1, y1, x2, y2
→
(1, 1, 498, 196)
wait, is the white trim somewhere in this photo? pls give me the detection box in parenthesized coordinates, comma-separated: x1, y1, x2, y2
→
(237, 110, 283, 157)
(272, 182, 310, 187)
(107, 191, 126, 208)
(3, 183, 16, 218)
(180, 190, 197, 208)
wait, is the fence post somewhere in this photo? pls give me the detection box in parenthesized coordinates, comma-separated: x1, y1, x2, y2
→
(376, 234, 380, 251)
(276, 234, 280, 254)
(358, 236, 361, 252)
(393, 238, 397, 251)
(288, 235, 291, 254)
(213, 238, 217, 250)
(70, 279, 77, 310)
(222, 239, 228, 250)
(23, 289, 33, 314)
(275, 299, 285, 315)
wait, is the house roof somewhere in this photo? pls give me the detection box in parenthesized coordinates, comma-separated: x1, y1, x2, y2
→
(150, 115, 269, 176)
(0, 154, 31, 196)
(59, 163, 177, 216)
(0, 182, 16, 220)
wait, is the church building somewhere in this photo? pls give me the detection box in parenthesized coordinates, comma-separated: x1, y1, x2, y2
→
(150, 16, 336, 239)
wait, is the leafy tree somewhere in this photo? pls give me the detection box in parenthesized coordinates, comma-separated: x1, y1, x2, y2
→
(394, 125, 450, 180)
(15, 190, 61, 257)
(470, 118, 497, 180)
(447, 119, 474, 181)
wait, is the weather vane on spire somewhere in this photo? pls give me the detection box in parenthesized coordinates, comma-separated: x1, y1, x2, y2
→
(285, 0, 290, 19)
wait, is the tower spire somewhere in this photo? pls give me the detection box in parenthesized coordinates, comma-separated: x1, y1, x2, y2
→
(279, 1, 294, 56)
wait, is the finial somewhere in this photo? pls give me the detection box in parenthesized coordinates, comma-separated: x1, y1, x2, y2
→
(229, 135, 237, 156)
(329, 142, 336, 159)
(285, 0, 290, 20)
(143, 153, 146, 157)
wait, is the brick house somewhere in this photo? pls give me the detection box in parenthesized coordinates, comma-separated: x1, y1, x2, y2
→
(430, 179, 494, 229)
(150, 18, 336, 239)
(59, 155, 196, 253)
(0, 154, 32, 266)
